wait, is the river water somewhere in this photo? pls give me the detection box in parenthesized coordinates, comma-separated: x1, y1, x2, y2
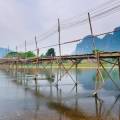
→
(0, 68, 120, 120)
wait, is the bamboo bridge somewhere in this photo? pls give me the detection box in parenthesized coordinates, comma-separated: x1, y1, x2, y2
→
(0, 51, 120, 91)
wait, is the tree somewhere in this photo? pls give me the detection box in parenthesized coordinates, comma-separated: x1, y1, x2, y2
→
(46, 48, 55, 57)
(23, 51, 36, 58)
(6, 51, 36, 58)
(6, 52, 17, 58)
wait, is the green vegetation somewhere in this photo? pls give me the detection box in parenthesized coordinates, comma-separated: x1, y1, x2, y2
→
(45, 48, 55, 57)
(6, 48, 56, 58)
(92, 49, 104, 54)
(6, 52, 17, 57)
(40, 48, 56, 57)
(6, 51, 36, 58)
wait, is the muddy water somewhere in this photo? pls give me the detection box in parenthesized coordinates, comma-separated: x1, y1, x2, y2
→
(0, 70, 68, 120)
(0, 68, 120, 120)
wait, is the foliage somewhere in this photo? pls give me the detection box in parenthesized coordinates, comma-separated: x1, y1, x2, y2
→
(46, 48, 55, 57)
(92, 49, 104, 54)
(6, 51, 36, 58)
(20, 51, 36, 58)
(6, 52, 17, 57)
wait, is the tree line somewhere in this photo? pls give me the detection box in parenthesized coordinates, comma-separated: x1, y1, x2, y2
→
(6, 48, 56, 58)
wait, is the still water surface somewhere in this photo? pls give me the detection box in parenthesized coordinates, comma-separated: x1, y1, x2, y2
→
(0, 68, 120, 120)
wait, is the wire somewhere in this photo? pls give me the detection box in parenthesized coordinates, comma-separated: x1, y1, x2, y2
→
(17, 25, 120, 53)
(61, 4, 120, 30)
(15, 1, 120, 52)
(61, 0, 120, 25)
(37, 28, 120, 51)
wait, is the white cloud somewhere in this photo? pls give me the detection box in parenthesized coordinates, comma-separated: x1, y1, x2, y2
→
(0, 0, 119, 54)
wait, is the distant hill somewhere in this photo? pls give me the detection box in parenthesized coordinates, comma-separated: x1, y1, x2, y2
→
(0, 48, 10, 58)
(75, 26, 120, 54)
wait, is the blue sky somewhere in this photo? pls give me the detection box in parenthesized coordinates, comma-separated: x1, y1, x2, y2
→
(0, 0, 120, 55)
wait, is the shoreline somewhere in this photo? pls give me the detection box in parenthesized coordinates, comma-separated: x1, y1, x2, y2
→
(7, 64, 119, 70)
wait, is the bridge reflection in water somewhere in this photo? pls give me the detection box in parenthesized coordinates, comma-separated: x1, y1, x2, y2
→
(1, 66, 120, 120)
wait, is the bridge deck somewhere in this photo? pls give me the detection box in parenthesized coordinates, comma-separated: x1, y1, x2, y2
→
(0, 51, 120, 63)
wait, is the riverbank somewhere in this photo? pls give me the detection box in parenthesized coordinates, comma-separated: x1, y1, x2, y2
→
(8, 63, 118, 69)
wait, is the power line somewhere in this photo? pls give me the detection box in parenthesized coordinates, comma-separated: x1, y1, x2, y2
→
(37, 28, 120, 50)
(61, 0, 120, 25)
(15, 1, 120, 52)
(61, 3, 120, 30)
(17, 0, 120, 49)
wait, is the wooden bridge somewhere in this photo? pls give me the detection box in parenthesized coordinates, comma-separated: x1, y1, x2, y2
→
(0, 11, 120, 93)
(0, 51, 120, 91)
(1, 51, 120, 63)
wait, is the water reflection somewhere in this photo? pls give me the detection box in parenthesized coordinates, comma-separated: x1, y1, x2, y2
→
(2, 67, 120, 120)
(47, 86, 120, 120)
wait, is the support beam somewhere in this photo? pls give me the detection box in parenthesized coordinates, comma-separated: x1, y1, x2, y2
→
(118, 57, 120, 80)
(100, 61, 120, 90)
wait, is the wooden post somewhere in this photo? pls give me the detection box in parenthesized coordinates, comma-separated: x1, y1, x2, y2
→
(50, 59, 53, 78)
(56, 63, 59, 87)
(24, 40, 27, 83)
(94, 93, 99, 118)
(58, 18, 61, 57)
(75, 74, 78, 111)
(97, 52, 100, 78)
(118, 57, 120, 80)
(35, 36, 39, 85)
(58, 18, 61, 84)
(75, 60, 78, 86)
(35, 35, 39, 59)
(88, 12, 96, 51)
(50, 80, 53, 98)
(35, 36, 39, 73)
(34, 75, 38, 93)
(7, 45, 10, 55)
(16, 46, 18, 79)
(21, 62, 23, 84)
(15, 61, 17, 78)
(95, 52, 100, 92)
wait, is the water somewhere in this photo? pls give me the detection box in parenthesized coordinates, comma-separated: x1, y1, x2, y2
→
(0, 68, 120, 120)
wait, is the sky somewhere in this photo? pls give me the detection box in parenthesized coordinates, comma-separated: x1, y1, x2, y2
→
(0, 0, 120, 55)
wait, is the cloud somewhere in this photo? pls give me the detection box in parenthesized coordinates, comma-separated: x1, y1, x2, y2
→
(0, 0, 119, 55)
